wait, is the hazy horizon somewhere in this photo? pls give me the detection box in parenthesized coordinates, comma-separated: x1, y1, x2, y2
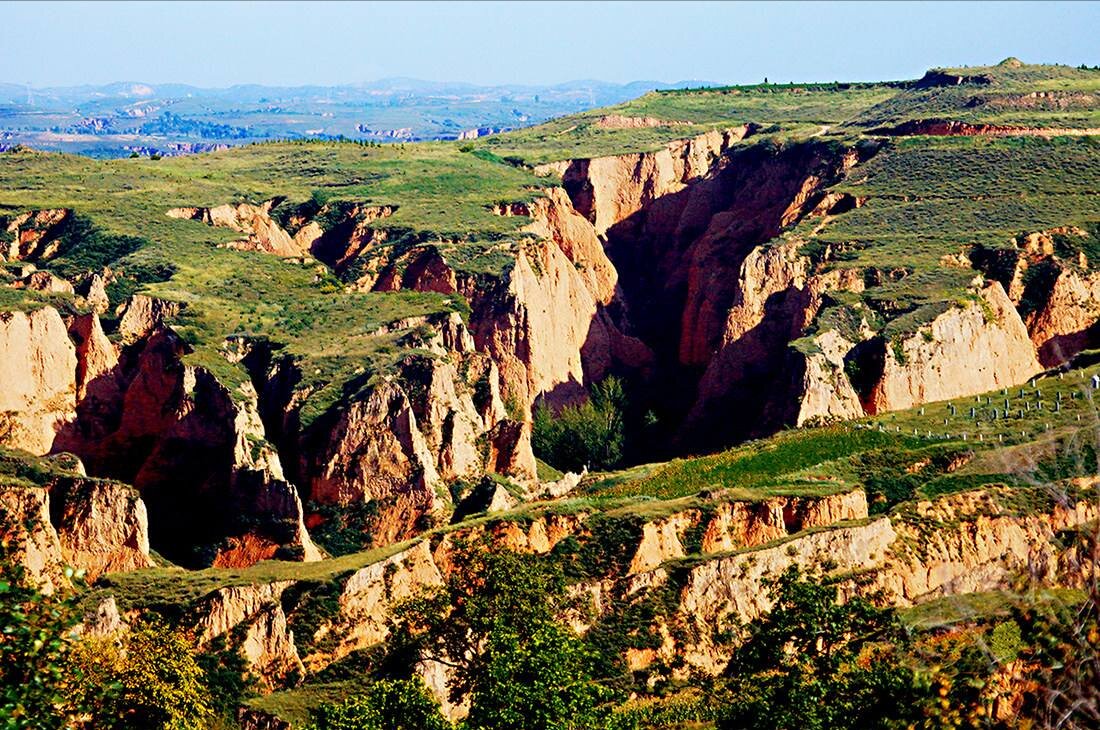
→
(3, 1, 1098, 89)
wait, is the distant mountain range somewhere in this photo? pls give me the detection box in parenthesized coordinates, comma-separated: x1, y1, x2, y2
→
(0, 78, 720, 157)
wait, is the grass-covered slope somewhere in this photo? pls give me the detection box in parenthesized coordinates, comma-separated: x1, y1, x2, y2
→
(473, 82, 897, 164)
(848, 59, 1100, 130)
(0, 141, 555, 397)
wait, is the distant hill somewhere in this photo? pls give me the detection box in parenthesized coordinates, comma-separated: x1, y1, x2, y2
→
(0, 77, 722, 157)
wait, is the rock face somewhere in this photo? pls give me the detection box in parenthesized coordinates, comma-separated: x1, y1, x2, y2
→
(49, 478, 155, 581)
(970, 228, 1100, 367)
(862, 283, 1040, 413)
(1, 209, 71, 262)
(877, 488, 1100, 603)
(116, 294, 182, 343)
(0, 472, 154, 588)
(627, 490, 870, 573)
(0, 308, 77, 454)
(542, 126, 754, 236)
(86, 477, 1095, 717)
(0, 485, 67, 592)
(343, 185, 652, 413)
(298, 540, 445, 672)
(1026, 266, 1100, 366)
(195, 582, 304, 688)
(788, 330, 866, 426)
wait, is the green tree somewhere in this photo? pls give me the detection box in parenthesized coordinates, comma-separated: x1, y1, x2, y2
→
(533, 376, 626, 472)
(68, 619, 214, 730)
(305, 678, 450, 730)
(390, 543, 613, 730)
(468, 621, 609, 729)
(718, 566, 930, 730)
(0, 558, 86, 729)
(1013, 555, 1100, 730)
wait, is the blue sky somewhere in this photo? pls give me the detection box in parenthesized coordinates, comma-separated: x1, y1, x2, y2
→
(3, 1, 1098, 87)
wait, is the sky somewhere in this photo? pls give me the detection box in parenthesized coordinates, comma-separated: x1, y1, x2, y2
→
(3, 1, 1099, 88)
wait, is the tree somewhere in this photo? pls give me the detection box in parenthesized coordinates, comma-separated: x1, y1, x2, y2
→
(718, 566, 931, 730)
(467, 621, 608, 729)
(305, 678, 450, 730)
(389, 543, 613, 729)
(533, 376, 626, 472)
(0, 558, 86, 729)
(67, 619, 214, 730)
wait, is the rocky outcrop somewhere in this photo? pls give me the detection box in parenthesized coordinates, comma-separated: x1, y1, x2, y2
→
(116, 294, 182, 343)
(296, 327, 532, 546)
(77, 596, 128, 637)
(195, 581, 304, 687)
(15, 270, 75, 295)
(68, 312, 119, 400)
(971, 228, 1100, 366)
(0, 485, 67, 592)
(168, 201, 301, 257)
(80, 272, 111, 315)
(877, 488, 1100, 603)
(593, 115, 691, 130)
(873, 119, 1100, 138)
(353, 188, 649, 412)
(788, 330, 866, 426)
(167, 200, 396, 263)
(56, 320, 318, 568)
(306, 540, 444, 669)
(612, 484, 1095, 677)
(862, 283, 1039, 413)
(49, 478, 154, 581)
(1025, 265, 1100, 366)
(0, 307, 77, 455)
(305, 380, 446, 544)
(2, 209, 71, 262)
(1, 454, 153, 586)
(686, 240, 866, 440)
(627, 490, 870, 573)
(479, 512, 585, 554)
(672, 517, 896, 672)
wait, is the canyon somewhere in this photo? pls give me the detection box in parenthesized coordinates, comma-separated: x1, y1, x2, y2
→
(1, 60, 1099, 727)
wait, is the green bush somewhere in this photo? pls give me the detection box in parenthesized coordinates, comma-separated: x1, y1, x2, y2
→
(305, 678, 449, 730)
(533, 377, 626, 472)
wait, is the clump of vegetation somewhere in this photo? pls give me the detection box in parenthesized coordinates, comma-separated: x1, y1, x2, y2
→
(533, 377, 627, 472)
(0, 535, 221, 730)
(386, 542, 617, 729)
(304, 678, 450, 730)
(308, 501, 380, 557)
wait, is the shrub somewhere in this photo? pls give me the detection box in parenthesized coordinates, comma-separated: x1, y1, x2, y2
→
(533, 377, 626, 472)
(305, 678, 450, 730)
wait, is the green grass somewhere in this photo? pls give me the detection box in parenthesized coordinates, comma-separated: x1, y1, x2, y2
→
(901, 588, 1086, 629)
(473, 85, 896, 165)
(0, 446, 85, 488)
(587, 427, 919, 500)
(243, 680, 364, 726)
(848, 62, 1100, 130)
(87, 538, 418, 613)
(535, 458, 564, 482)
